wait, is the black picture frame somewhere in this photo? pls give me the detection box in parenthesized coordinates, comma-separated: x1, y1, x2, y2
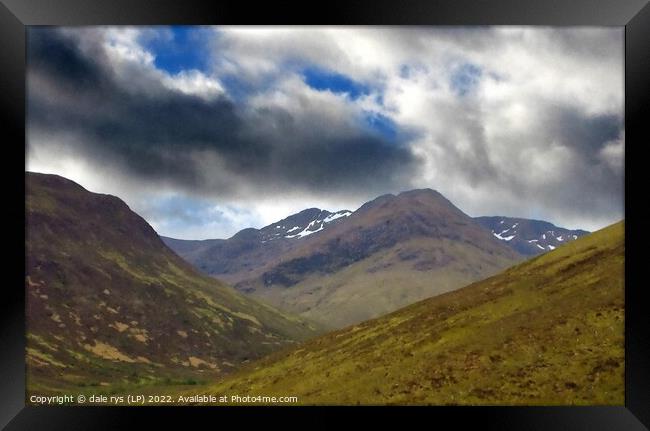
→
(2, 0, 648, 429)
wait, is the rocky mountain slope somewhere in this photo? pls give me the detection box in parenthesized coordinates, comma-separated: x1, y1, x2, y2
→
(162, 208, 351, 285)
(25, 172, 320, 395)
(474, 216, 589, 255)
(198, 221, 624, 405)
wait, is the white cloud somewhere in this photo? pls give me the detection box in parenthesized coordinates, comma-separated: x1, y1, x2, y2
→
(69, 27, 227, 100)
(599, 131, 625, 172)
(161, 69, 224, 99)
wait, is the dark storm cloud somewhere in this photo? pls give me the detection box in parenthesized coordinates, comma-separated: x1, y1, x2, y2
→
(27, 28, 421, 198)
(28, 27, 108, 92)
(537, 106, 623, 205)
(545, 27, 624, 61)
(488, 101, 624, 227)
(545, 106, 621, 160)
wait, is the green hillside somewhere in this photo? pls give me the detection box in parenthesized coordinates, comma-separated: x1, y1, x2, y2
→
(25, 173, 320, 397)
(198, 221, 624, 405)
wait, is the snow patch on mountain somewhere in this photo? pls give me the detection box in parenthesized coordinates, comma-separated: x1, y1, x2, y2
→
(493, 231, 515, 241)
(286, 220, 324, 238)
(257, 209, 353, 242)
(285, 211, 352, 239)
(324, 211, 352, 223)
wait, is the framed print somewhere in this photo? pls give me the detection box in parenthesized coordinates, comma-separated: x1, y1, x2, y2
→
(1, 0, 649, 429)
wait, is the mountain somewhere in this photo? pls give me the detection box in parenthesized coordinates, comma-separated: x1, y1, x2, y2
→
(259, 208, 353, 240)
(25, 172, 320, 395)
(197, 221, 624, 405)
(474, 216, 589, 255)
(161, 207, 352, 286)
(166, 189, 523, 328)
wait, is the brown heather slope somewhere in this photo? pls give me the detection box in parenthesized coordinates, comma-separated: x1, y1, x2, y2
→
(199, 221, 624, 405)
(25, 172, 320, 395)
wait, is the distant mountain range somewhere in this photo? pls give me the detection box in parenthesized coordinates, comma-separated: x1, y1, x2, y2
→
(25, 173, 319, 394)
(162, 207, 354, 289)
(164, 190, 589, 328)
(198, 221, 625, 405)
(164, 210, 588, 277)
(474, 216, 589, 255)
(165, 189, 528, 328)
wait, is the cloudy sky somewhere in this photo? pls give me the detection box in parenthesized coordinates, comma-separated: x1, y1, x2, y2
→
(26, 26, 624, 239)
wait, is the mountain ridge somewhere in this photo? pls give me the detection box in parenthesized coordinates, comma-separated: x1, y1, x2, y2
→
(474, 216, 589, 255)
(26, 172, 320, 395)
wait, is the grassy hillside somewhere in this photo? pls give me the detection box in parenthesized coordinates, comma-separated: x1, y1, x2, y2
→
(25, 173, 320, 397)
(198, 221, 624, 405)
(253, 236, 517, 328)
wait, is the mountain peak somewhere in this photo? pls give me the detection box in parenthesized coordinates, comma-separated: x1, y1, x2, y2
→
(398, 187, 441, 196)
(396, 188, 453, 205)
(354, 188, 465, 223)
(260, 207, 352, 242)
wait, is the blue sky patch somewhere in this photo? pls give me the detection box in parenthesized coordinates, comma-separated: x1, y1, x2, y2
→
(363, 112, 398, 140)
(399, 64, 412, 79)
(149, 195, 218, 225)
(146, 26, 211, 75)
(450, 63, 483, 97)
(303, 67, 370, 99)
(146, 194, 260, 239)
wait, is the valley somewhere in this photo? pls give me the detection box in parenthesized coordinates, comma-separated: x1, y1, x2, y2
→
(25, 172, 623, 406)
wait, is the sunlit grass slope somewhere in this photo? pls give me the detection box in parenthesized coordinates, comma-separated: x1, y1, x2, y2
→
(201, 221, 624, 405)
